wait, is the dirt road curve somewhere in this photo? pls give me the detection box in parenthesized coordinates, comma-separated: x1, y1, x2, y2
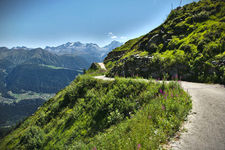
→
(94, 74, 225, 150)
(170, 81, 225, 150)
(98, 63, 106, 70)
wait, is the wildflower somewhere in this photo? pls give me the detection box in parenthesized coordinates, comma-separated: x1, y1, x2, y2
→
(171, 93, 173, 97)
(175, 74, 178, 79)
(148, 115, 152, 119)
(162, 105, 165, 110)
(137, 144, 141, 150)
(165, 95, 167, 99)
(159, 89, 163, 94)
(93, 147, 97, 150)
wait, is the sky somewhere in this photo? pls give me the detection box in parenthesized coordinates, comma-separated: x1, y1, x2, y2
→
(0, 0, 198, 48)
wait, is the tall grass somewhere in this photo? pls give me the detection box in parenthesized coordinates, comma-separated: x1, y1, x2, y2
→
(0, 76, 191, 150)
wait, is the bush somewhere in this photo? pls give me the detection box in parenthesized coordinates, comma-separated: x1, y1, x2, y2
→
(193, 11, 210, 22)
(168, 37, 181, 50)
(19, 126, 45, 150)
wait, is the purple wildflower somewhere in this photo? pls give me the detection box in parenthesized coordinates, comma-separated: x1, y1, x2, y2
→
(93, 147, 97, 150)
(171, 93, 173, 97)
(137, 144, 141, 150)
(165, 95, 167, 99)
(159, 89, 163, 94)
(162, 105, 165, 110)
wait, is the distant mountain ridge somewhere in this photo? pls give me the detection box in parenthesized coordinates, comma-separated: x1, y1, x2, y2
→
(0, 40, 122, 95)
(45, 41, 122, 54)
(45, 40, 123, 61)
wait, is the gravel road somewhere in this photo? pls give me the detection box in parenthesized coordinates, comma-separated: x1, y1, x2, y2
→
(94, 75, 225, 150)
(170, 82, 225, 150)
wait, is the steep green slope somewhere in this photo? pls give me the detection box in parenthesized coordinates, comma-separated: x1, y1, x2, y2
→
(6, 64, 78, 93)
(0, 75, 191, 149)
(104, 0, 225, 84)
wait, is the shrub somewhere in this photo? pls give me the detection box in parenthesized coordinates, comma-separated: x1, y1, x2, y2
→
(168, 37, 181, 50)
(19, 126, 45, 150)
(203, 42, 221, 58)
(148, 43, 158, 52)
(193, 11, 210, 22)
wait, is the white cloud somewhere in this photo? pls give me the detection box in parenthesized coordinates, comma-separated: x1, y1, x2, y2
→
(107, 32, 118, 39)
(111, 35, 117, 39)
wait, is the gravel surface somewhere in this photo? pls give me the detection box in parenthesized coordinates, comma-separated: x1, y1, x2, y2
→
(169, 82, 225, 150)
(98, 63, 106, 70)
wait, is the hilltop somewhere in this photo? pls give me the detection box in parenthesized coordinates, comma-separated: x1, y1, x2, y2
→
(104, 0, 225, 84)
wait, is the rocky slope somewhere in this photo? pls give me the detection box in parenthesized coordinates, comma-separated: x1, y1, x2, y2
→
(104, 0, 225, 84)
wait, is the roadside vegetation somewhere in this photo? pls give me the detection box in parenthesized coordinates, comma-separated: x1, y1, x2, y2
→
(0, 75, 191, 149)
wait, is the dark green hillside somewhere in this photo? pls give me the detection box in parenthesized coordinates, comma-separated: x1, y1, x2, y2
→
(60, 54, 89, 70)
(0, 47, 89, 131)
(6, 64, 78, 93)
(0, 99, 45, 138)
(0, 75, 191, 149)
(104, 0, 225, 84)
(0, 47, 89, 70)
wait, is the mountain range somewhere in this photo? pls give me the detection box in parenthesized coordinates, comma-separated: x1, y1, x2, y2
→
(45, 40, 122, 63)
(0, 40, 122, 133)
(0, 40, 122, 96)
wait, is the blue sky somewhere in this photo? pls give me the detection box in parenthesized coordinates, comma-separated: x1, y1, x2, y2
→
(0, 0, 197, 48)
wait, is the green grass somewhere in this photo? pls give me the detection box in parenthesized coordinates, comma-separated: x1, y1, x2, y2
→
(0, 75, 191, 149)
(104, 0, 225, 84)
(39, 64, 66, 70)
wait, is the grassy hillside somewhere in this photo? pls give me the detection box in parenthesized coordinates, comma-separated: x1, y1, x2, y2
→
(104, 0, 225, 84)
(0, 75, 191, 149)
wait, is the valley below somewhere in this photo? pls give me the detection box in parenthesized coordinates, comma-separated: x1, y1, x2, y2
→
(0, 41, 122, 137)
